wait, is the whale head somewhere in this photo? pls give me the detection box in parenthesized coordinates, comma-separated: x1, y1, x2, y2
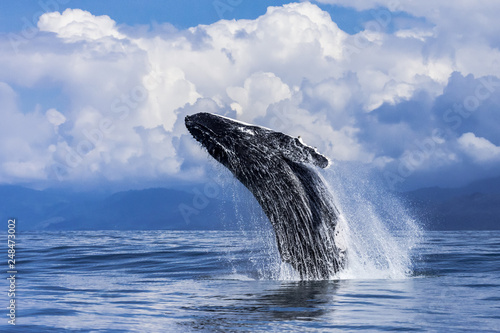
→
(185, 112, 329, 173)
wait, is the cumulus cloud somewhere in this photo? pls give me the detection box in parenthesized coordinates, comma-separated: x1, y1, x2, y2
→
(38, 8, 125, 42)
(227, 72, 291, 122)
(315, 0, 500, 77)
(0, 2, 499, 190)
(458, 133, 500, 163)
(0, 83, 56, 183)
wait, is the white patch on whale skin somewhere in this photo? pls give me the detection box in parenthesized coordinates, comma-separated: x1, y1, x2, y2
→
(238, 127, 255, 136)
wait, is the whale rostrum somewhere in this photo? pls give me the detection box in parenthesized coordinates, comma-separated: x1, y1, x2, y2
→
(185, 112, 345, 280)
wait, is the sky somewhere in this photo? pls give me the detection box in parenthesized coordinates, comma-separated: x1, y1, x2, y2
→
(0, 0, 499, 192)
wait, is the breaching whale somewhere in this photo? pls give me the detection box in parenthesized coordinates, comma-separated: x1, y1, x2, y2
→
(185, 112, 345, 279)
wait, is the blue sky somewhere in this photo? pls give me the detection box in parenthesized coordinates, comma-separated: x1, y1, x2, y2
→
(0, 1, 381, 33)
(0, 1, 293, 32)
(0, 1, 499, 192)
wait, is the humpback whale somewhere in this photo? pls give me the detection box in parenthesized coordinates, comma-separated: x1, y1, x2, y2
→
(185, 112, 345, 280)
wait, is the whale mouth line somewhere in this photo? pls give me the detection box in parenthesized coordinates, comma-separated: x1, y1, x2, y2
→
(186, 120, 218, 144)
(185, 117, 229, 162)
(186, 118, 214, 137)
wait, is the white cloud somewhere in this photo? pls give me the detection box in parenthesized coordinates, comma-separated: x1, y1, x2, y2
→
(458, 132, 500, 163)
(315, 0, 500, 78)
(0, 83, 56, 183)
(0, 3, 499, 189)
(227, 72, 291, 122)
(38, 8, 125, 42)
(314, 0, 500, 28)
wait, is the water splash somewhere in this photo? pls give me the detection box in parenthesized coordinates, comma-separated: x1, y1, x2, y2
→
(217, 159, 422, 281)
(322, 162, 423, 280)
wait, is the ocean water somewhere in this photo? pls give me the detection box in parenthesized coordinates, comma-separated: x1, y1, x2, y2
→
(2, 229, 499, 332)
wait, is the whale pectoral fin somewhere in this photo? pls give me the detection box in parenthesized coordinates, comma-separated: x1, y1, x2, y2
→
(274, 133, 330, 168)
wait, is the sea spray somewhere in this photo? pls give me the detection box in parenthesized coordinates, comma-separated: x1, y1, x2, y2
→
(322, 162, 423, 279)
(227, 178, 286, 280)
(208, 164, 284, 280)
(218, 160, 422, 280)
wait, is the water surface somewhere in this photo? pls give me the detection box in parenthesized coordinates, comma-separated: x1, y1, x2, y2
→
(2, 230, 499, 332)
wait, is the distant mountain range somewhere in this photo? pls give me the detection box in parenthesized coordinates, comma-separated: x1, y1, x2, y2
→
(1, 176, 499, 231)
(403, 176, 500, 230)
(0, 185, 253, 231)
